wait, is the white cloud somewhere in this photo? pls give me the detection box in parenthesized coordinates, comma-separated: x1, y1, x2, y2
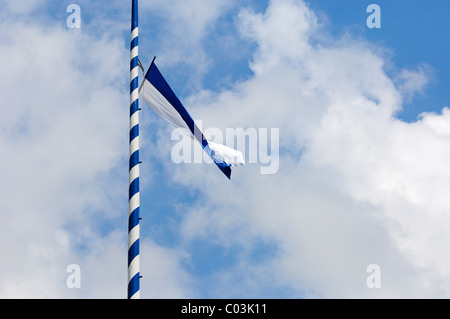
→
(140, 0, 232, 78)
(165, 0, 450, 298)
(394, 64, 433, 103)
(3, 0, 45, 15)
(0, 10, 191, 298)
(238, 0, 318, 73)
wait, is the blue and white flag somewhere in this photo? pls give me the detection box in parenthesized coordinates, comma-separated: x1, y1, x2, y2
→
(139, 59, 244, 179)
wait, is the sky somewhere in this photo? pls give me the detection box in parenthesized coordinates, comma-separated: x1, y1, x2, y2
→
(0, 0, 449, 298)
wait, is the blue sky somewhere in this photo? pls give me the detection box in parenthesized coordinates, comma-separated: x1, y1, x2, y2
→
(308, 0, 449, 122)
(0, 0, 449, 298)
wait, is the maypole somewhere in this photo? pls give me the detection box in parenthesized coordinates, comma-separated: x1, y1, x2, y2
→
(128, 0, 141, 299)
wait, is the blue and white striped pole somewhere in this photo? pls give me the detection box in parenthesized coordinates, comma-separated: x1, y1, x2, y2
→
(128, 0, 141, 299)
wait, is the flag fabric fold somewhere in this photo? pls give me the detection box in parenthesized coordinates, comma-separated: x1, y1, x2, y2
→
(139, 59, 244, 179)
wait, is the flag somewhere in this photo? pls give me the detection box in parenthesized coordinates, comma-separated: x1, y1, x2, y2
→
(139, 58, 244, 179)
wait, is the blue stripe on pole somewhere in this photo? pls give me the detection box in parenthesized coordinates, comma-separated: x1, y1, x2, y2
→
(130, 125, 139, 142)
(129, 150, 139, 170)
(129, 177, 139, 199)
(130, 56, 139, 71)
(128, 208, 140, 232)
(128, 239, 139, 264)
(130, 99, 139, 116)
(127, 273, 140, 299)
(130, 77, 139, 93)
(131, 37, 139, 50)
(132, 0, 138, 29)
